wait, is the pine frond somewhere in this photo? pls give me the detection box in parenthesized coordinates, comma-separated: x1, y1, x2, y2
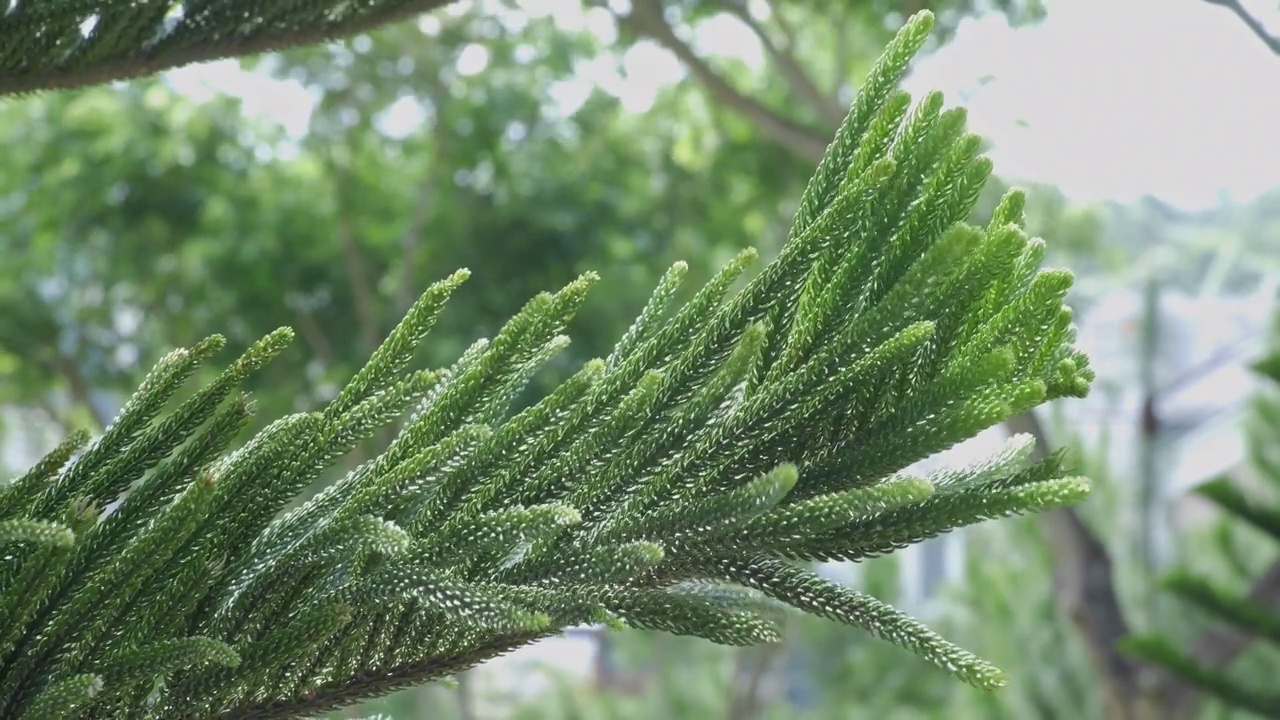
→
(0, 12, 1095, 718)
(0, 0, 463, 97)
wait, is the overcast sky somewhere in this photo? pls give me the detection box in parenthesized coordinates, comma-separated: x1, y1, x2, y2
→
(905, 0, 1280, 210)
(168, 0, 1280, 211)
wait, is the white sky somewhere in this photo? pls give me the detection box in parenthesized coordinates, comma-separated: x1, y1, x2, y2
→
(905, 0, 1280, 210)
(167, 0, 1280, 211)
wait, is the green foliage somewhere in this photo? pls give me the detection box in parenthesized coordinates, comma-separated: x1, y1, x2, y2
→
(501, 516, 1102, 720)
(1121, 301, 1280, 718)
(0, 12, 1092, 719)
(0, 0, 460, 96)
(0, 10, 713, 429)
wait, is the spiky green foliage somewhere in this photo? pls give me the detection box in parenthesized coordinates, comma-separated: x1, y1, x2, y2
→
(0, 12, 1093, 719)
(1121, 316, 1280, 719)
(0, 0, 460, 96)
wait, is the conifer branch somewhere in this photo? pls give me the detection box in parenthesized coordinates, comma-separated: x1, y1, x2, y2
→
(0, 0, 464, 97)
(0, 14, 1097, 718)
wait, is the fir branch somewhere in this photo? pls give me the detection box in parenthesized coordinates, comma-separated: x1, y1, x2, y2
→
(0, 12, 1097, 718)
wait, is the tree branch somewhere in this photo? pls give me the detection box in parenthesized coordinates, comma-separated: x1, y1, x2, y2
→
(762, 0, 800, 51)
(34, 398, 75, 438)
(292, 307, 336, 368)
(1011, 398, 1280, 720)
(1005, 412, 1153, 720)
(453, 670, 476, 720)
(726, 639, 783, 720)
(48, 351, 108, 431)
(221, 631, 550, 719)
(0, 0, 463, 97)
(332, 181, 383, 360)
(616, 0, 830, 162)
(394, 75, 453, 316)
(393, 180, 435, 319)
(722, 1, 846, 128)
(831, 12, 852, 101)
(1202, 0, 1280, 55)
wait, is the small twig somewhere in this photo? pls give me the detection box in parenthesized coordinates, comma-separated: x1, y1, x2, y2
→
(334, 195, 382, 360)
(34, 398, 75, 437)
(394, 74, 452, 316)
(1202, 0, 1280, 55)
(1153, 332, 1262, 403)
(614, 0, 829, 162)
(292, 307, 336, 369)
(723, 1, 846, 127)
(48, 351, 108, 431)
(1136, 280, 1161, 593)
(454, 671, 475, 720)
(726, 640, 783, 720)
(762, 0, 800, 50)
(831, 12, 852, 100)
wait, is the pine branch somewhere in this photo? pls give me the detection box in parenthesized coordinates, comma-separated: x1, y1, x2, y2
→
(0, 13, 1097, 718)
(0, 0, 462, 97)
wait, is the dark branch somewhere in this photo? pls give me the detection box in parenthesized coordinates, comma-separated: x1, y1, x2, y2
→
(48, 351, 108, 431)
(395, 74, 453, 316)
(291, 307, 336, 368)
(616, 0, 830, 163)
(723, 1, 846, 128)
(0, 0, 461, 97)
(337, 211, 382, 359)
(1203, 0, 1280, 55)
(1005, 412, 1153, 718)
(726, 639, 784, 720)
(1007, 411, 1280, 720)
